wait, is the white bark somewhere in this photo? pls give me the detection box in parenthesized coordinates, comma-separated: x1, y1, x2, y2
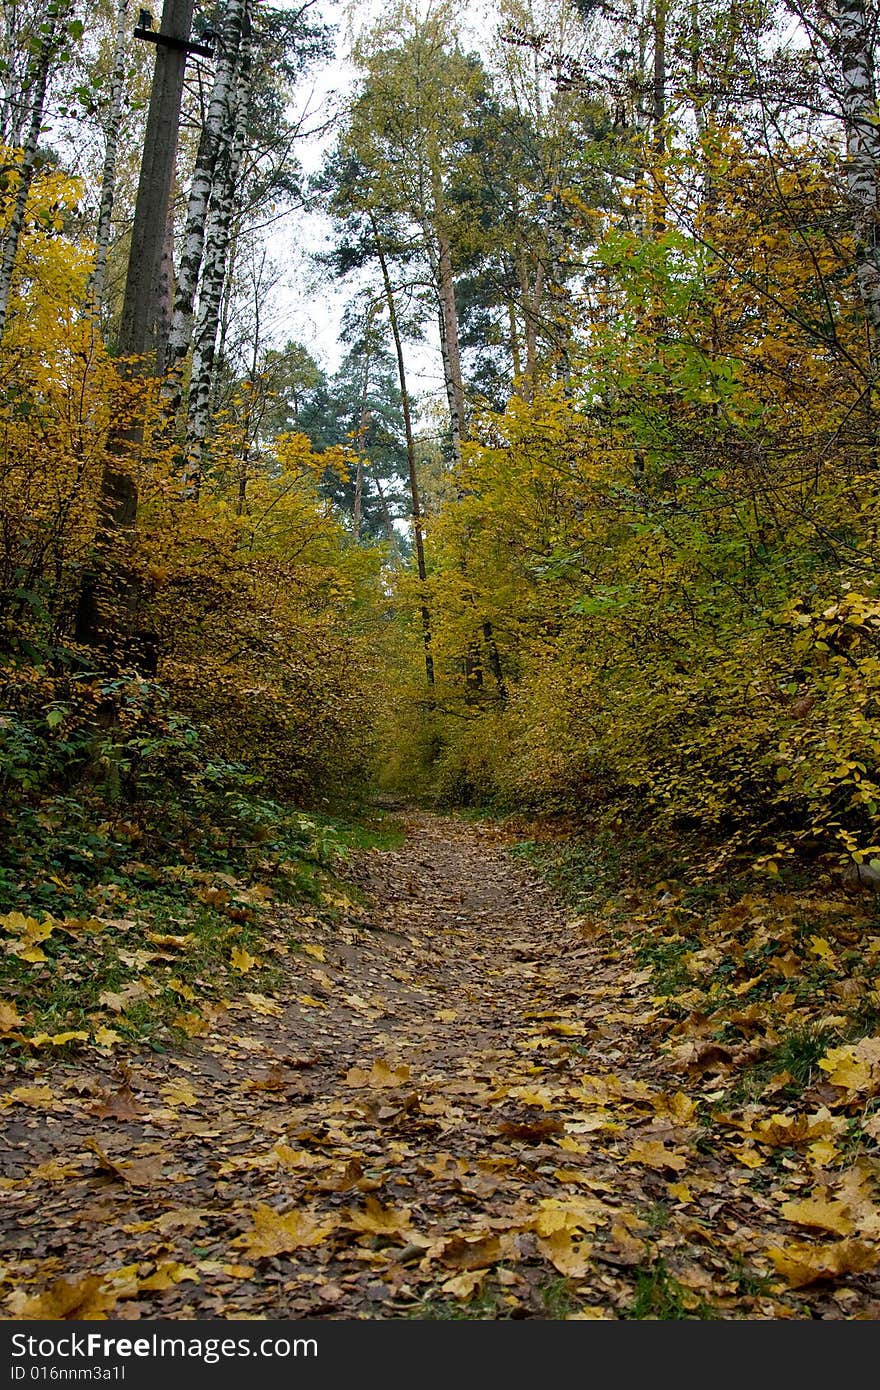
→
(835, 0, 880, 337)
(0, 3, 67, 342)
(434, 225, 466, 463)
(162, 0, 245, 407)
(184, 32, 250, 493)
(88, 0, 128, 312)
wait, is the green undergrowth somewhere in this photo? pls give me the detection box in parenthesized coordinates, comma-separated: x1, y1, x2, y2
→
(0, 711, 403, 1058)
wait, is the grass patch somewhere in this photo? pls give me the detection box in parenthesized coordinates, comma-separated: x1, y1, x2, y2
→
(624, 1260, 717, 1320)
(0, 789, 405, 1057)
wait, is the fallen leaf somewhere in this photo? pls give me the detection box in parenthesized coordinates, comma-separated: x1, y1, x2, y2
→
(345, 1059, 411, 1088)
(624, 1139, 688, 1172)
(90, 1086, 147, 1121)
(244, 991, 283, 1017)
(780, 1197, 855, 1237)
(1, 1084, 56, 1110)
(439, 1234, 504, 1270)
(0, 1002, 23, 1032)
(768, 1239, 879, 1288)
(160, 1079, 198, 1108)
(345, 1195, 414, 1239)
(440, 1270, 485, 1299)
(233, 1204, 336, 1258)
(231, 946, 258, 973)
(300, 943, 326, 961)
(28, 1030, 89, 1048)
(85, 1138, 161, 1187)
(537, 1230, 592, 1278)
(8, 1275, 118, 1320)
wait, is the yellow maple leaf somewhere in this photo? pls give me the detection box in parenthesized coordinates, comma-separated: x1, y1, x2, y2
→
(440, 1270, 485, 1300)
(624, 1140, 688, 1172)
(768, 1239, 879, 1288)
(29, 1030, 89, 1047)
(138, 1261, 200, 1291)
(818, 1038, 880, 1096)
(537, 1230, 593, 1278)
(9, 1275, 117, 1320)
(667, 1182, 693, 1203)
(532, 1197, 603, 1237)
(160, 1080, 198, 1108)
(244, 991, 282, 1016)
(233, 1204, 335, 1258)
(344, 1059, 410, 1088)
(807, 1138, 839, 1168)
(300, 943, 326, 961)
(297, 993, 326, 1008)
(172, 1012, 210, 1038)
(230, 946, 258, 973)
(11, 944, 47, 963)
(1, 1085, 55, 1109)
(809, 936, 838, 967)
(345, 1195, 414, 1238)
(780, 1197, 855, 1236)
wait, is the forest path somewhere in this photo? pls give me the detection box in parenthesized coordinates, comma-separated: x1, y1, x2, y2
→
(1, 813, 852, 1319)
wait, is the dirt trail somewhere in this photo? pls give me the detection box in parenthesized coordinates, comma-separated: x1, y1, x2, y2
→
(2, 814, 872, 1319)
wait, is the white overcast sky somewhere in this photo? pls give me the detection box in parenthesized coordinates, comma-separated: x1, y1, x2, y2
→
(271, 0, 496, 411)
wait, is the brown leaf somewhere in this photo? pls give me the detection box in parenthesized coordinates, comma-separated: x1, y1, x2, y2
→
(439, 1234, 504, 1271)
(90, 1086, 147, 1121)
(498, 1116, 564, 1141)
(85, 1138, 161, 1187)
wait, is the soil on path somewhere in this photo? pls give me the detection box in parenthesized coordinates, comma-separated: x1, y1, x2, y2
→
(2, 814, 877, 1319)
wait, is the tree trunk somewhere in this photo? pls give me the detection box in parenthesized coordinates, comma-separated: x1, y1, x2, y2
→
(184, 24, 250, 495)
(435, 224, 467, 461)
(352, 345, 372, 541)
(0, 3, 67, 343)
(652, 0, 666, 237)
(155, 192, 176, 368)
(162, 0, 245, 413)
(89, 0, 129, 314)
(834, 0, 880, 343)
(118, 0, 195, 365)
(369, 208, 434, 686)
(76, 0, 196, 654)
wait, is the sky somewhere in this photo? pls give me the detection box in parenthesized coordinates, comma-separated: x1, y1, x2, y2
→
(269, 0, 495, 413)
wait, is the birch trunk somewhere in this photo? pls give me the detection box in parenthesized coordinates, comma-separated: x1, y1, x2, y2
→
(352, 345, 372, 541)
(0, 3, 66, 343)
(435, 224, 467, 461)
(184, 27, 250, 494)
(88, 0, 128, 313)
(162, 0, 245, 411)
(834, 0, 880, 341)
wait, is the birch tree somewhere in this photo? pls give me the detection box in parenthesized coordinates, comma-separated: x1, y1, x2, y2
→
(184, 15, 252, 493)
(0, 0, 75, 343)
(88, 0, 129, 313)
(162, 0, 245, 410)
